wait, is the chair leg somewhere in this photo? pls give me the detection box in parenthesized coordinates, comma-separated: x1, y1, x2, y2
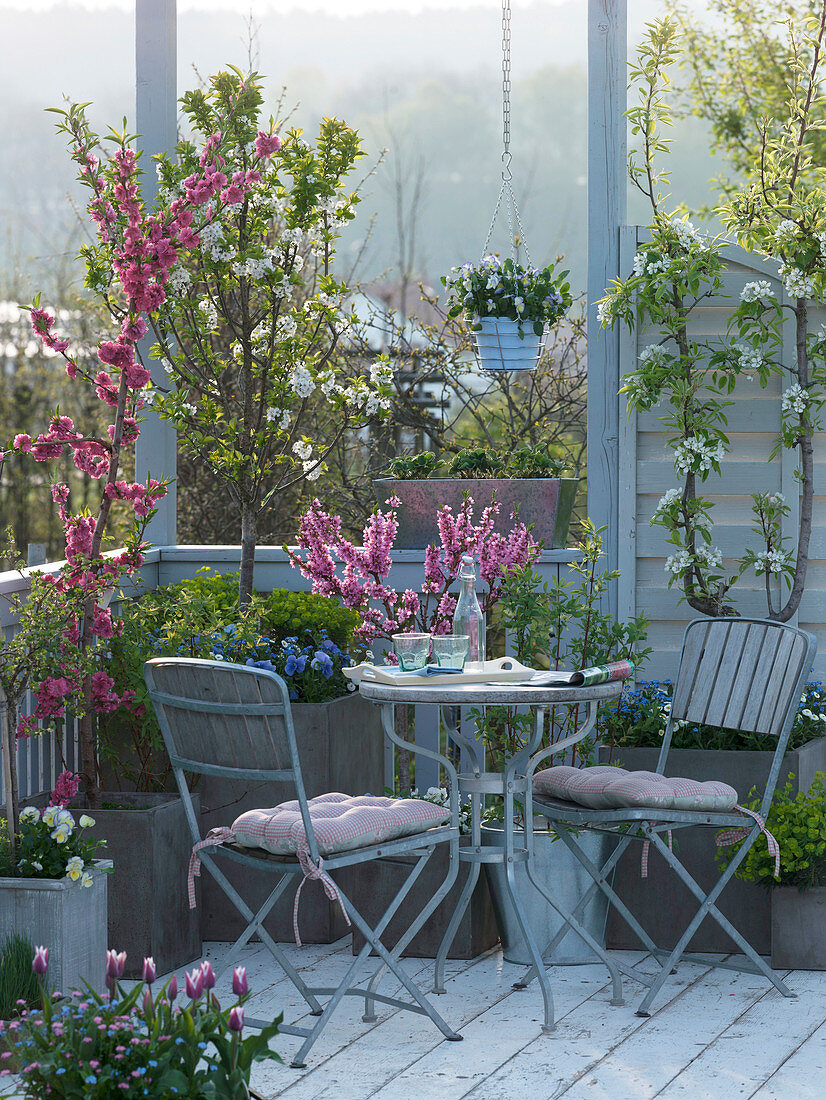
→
(550, 826, 663, 961)
(516, 858, 624, 1008)
(633, 826, 795, 1017)
(290, 874, 462, 1069)
(361, 842, 459, 1021)
(201, 853, 324, 1015)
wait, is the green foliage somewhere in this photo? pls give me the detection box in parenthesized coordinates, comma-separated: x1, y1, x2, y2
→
(385, 452, 441, 480)
(100, 571, 358, 790)
(12, 806, 106, 883)
(442, 254, 572, 338)
(445, 448, 505, 479)
(259, 588, 358, 650)
(15, 962, 281, 1098)
(506, 446, 567, 479)
(384, 445, 568, 482)
(0, 934, 42, 1021)
(673, 0, 826, 193)
(716, 772, 826, 889)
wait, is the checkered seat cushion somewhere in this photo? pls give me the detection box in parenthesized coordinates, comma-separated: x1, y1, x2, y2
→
(533, 765, 738, 812)
(231, 792, 450, 858)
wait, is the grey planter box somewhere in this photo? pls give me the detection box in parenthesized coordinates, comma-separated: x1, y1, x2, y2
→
(483, 824, 614, 965)
(348, 835, 498, 960)
(771, 887, 826, 969)
(373, 477, 578, 549)
(0, 859, 111, 995)
(599, 738, 826, 955)
(84, 793, 201, 978)
(199, 692, 385, 945)
(26, 792, 202, 979)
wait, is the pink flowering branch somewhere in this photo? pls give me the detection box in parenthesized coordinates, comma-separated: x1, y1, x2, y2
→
(288, 495, 539, 647)
(2, 102, 255, 807)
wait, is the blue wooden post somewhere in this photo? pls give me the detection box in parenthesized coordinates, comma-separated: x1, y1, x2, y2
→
(587, 0, 626, 618)
(134, 0, 178, 547)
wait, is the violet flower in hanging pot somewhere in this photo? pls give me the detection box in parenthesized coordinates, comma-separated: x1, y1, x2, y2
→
(442, 254, 572, 372)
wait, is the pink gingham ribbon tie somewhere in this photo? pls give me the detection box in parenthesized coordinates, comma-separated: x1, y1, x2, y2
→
(188, 827, 236, 907)
(641, 828, 672, 878)
(293, 845, 351, 947)
(716, 804, 781, 879)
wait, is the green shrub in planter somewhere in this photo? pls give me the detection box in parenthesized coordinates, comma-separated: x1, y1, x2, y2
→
(100, 576, 360, 789)
(716, 771, 826, 889)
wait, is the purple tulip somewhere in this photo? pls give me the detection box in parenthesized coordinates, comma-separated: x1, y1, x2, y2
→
(32, 947, 49, 976)
(232, 966, 248, 997)
(167, 974, 178, 1003)
(185, 968, 204, 1002)
(228, 1006, 244, 1032)
(200, 960, 215, 991)
(142, 989, 154, 1016)
(105, 950, 127, 981)
(142, 957, 156, 986)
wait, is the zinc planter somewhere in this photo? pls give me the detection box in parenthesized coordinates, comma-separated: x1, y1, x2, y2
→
(348, 835, 498, 960)
(482, 823, 614, 965)
(0, 859, 111, 995)
(199, 692, 385, 945)
(26, 792, 202, 979)
(771, 887, 826, 969)
(474, 317, 542, 372)
(599, 738, 826, 955)
(373, 477, 578, 550)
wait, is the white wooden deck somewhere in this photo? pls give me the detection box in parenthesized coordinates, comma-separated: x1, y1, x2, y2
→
(196, 938, 826, 1100)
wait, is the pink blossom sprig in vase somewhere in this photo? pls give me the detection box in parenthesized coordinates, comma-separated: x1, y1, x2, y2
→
(287, 494, 539, 648)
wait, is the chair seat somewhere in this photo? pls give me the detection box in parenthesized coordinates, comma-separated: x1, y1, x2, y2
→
(533, 765, 738, 812)
(231, 792, 450, 859)
(532, 791, 750, 829)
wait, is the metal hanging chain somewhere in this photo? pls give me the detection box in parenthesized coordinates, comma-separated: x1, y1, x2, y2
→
(482, 0, 532, 266)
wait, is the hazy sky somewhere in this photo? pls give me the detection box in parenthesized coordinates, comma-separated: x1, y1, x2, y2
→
(0, 0, 562, 11)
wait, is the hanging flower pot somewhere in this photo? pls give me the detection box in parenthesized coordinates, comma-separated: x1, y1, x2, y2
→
(443, 255, 572, 374)
(474, 316, 542, 372)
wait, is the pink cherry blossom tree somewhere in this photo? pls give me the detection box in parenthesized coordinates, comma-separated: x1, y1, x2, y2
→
(1, 101, 254, 807)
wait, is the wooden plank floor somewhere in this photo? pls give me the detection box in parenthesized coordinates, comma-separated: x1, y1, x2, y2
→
(205, 939, 825, 1100)
(4, 939, 824, 1098)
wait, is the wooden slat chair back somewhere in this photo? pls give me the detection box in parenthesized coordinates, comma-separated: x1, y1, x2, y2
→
(659, 618, 815, 817)
(524, 617, 817, 1019)
(145, 656, 321, 864)
(143, 656, 463, 1068)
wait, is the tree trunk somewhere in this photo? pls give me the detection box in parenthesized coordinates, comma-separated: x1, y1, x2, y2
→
(0, 687, 18, 864)
(79, 708, 100, 810)
(239, 504, 257, 608)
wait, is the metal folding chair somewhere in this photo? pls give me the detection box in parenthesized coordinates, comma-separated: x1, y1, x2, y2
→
(144, 657, 462, 1067)
(525, 617, 816, 1015)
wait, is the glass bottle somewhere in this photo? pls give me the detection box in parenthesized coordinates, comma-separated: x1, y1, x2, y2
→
(452, 554, 486, 671)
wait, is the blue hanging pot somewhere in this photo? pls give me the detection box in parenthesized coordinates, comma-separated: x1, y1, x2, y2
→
(474, 317, 542, 372)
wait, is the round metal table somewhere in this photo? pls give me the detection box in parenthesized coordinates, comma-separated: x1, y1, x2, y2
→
(357, 675, 625, 1032)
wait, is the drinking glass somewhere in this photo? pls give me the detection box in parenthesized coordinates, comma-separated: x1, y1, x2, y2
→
(431, 634, 470, 670)
(391, 633, 431, 671)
